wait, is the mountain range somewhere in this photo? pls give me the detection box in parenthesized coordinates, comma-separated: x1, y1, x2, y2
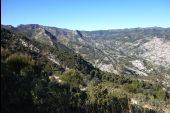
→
(1, 24, 170, 113)
(2, 24, 170, 76)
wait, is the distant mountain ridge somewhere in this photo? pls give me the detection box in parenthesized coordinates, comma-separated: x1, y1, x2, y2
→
(2, 24, 170, 76)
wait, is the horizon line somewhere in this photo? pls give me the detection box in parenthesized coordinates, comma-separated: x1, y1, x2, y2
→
(2, 23, 170, 31)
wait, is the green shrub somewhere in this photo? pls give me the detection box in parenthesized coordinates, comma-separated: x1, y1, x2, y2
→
(61, 69, 84, 87)
(6, 53, 34, 74)
(1, 48, 11, 60)
(124, 80, 140, 93)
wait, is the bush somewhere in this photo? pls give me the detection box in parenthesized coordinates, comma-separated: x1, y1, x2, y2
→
(6, 53, 34, 74)
(1, 48, 11, 60)
(61, 69, 84, 87)
(124, 80, 140, 93)
(86, 82, 129, 113)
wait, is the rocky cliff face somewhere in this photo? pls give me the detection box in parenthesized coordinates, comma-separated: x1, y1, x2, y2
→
(2, 24, 170, 76)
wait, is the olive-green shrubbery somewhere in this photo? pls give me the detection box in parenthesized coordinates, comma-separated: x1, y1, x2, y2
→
(61, 69, 85, 87)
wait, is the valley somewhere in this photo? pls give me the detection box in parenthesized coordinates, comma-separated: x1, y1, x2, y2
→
(3, 24, 170, 76)
(1, 25, 170, 113)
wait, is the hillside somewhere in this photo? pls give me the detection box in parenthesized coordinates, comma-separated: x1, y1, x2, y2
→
(3, 24, 170, 77)
(1, 27, 170, 113)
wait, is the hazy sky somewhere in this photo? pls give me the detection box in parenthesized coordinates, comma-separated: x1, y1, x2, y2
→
(1, 0, 170, 30)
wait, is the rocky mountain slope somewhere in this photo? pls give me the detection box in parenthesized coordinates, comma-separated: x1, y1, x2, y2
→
(3, 24, 170, 76)
(1, 27, 170, 113)
(1, 27, 100, 83)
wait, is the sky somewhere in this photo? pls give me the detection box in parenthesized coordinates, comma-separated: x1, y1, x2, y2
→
(1, 0, 170, 30)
